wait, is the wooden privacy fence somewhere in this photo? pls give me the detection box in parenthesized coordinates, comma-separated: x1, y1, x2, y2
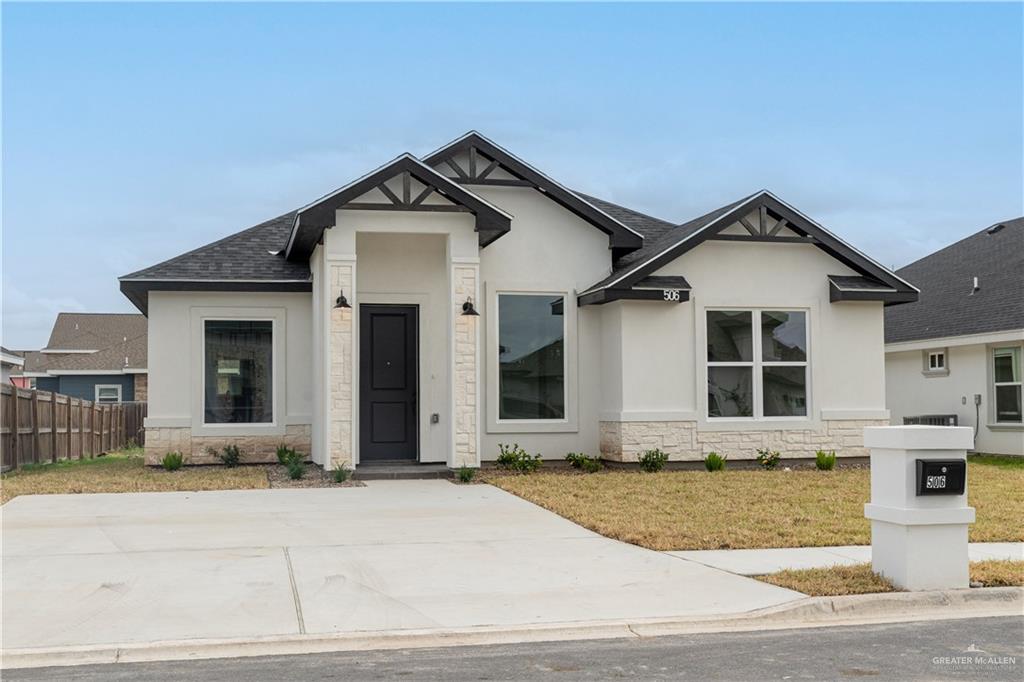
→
(0, 384, 147, 472)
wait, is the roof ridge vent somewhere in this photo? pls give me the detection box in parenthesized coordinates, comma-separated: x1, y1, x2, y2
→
(987, 223, 1005, 234)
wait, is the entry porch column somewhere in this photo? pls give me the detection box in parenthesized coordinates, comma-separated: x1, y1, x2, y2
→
(451, 258, 481, 468)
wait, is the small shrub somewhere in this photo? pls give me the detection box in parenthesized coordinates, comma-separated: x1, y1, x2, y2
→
(219, 444, 241, 468)
(331, 464, 351, 483)
(456, 465, 476, 483)
(704, 451, 726, 472)
(161, 452, 184, 471)
(565, 452, 602, 473)
(756, 448, 781, 470)
(286, 459, 304, 480)
(638, 448, 668, 473)
(815, 449, 837, 471)
(276, 444, 295, 465)
(496, 443, 543, 473)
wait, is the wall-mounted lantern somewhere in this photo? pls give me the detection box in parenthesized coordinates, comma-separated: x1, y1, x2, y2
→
(334, 290, 351, 309)
(461, 297, 479, 316)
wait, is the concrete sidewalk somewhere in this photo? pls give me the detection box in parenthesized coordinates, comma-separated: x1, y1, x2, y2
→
(668, 543, 1024, 576)
(2, 482, 802, 654)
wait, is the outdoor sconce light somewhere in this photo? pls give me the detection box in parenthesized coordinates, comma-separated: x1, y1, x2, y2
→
(461, 297, 479, 316)
(334, 290, 351, 309)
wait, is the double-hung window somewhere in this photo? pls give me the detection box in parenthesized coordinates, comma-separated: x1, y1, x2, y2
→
(203, 320, 273, 424)
(707, 309, 808, 419)
(993, 347, 1022, 424)
(497, 293, 565, 421)
(95, 385, 122, 404)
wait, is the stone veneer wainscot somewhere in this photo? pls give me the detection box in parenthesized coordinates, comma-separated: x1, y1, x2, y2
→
(599, 419, 889, 462)
(144, 424, 312, 465)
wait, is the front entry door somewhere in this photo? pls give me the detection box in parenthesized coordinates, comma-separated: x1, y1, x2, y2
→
(359, 305, 418, 462)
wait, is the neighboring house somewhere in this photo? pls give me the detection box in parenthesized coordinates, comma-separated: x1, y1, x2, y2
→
(885, 218, 1024, 456)
(16, 313, 148, 403)
(120, 131, 917, 468)
(1, 347, 25, 384)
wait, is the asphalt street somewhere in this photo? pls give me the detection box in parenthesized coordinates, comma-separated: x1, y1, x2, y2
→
(7, 616, 1023, 681)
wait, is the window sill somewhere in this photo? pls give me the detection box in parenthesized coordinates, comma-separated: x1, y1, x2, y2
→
(921, 369, 950, 378)
(192, 423, 286, 437)
(488, 419, 578, 434)
(987, 423, 1024, 431)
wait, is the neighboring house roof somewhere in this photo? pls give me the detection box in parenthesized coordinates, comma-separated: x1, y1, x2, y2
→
(19, 313, 147, 375)
(884, 217, 1024, 344)
(1, 346, 24, 367)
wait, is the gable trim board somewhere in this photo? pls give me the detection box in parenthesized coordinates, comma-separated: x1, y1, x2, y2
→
(422, 131, 644, 255)
(579, 190, 918, 307)
(285, 153, 513, 262)
(125, 130, 911, 467)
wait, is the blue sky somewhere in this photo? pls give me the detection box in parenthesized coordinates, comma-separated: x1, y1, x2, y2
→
(3, 2, 1021, 348)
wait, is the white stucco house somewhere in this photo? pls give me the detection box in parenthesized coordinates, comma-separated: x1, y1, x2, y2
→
(885, 218, 1023, 456)
(120, 132, 918, 468)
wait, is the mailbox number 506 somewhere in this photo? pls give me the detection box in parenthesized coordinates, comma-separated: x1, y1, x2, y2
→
(663, 289, 680, 301)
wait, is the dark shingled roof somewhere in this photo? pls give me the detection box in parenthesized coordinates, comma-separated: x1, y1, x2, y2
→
(582, 193, 756, 293)
(121, 212, 308, 282)
(21, 313, 148, 373)
(884, 217, 1024, 344)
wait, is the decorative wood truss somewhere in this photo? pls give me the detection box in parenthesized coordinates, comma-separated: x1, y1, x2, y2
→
(343, 170, 472, 213)
(709, 205, 818, 244)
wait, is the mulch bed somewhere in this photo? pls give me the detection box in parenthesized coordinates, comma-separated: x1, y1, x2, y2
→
(265, 464, 365, 489)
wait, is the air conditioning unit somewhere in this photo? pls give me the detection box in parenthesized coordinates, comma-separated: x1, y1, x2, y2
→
(903, 414, 958, 426)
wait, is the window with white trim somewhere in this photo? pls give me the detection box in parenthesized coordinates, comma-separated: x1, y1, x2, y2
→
(928, 351, 946, 371)
(95, 385, 122, 403)
(707, 309, 808, 419)
(993, 346, 1022, 424)
(203, 320, 273, 424)
(497, 293, 565, 420)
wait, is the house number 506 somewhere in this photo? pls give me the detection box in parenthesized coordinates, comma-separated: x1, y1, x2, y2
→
(663, 289, 680, 301)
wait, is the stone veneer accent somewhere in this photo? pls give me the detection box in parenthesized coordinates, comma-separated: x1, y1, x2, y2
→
(329, 262, 355, 469)
(452, 265, 479, 467)
(133, 374, 148, 402)
(599, 419, 889, 462)
(144, 424, 312, 465)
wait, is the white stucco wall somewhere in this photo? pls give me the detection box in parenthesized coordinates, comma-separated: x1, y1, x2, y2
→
(145, 290, 314, 434)
(886, 338, 1024, 456)
(624, 240, 888, 425)
(473, 186, 612, 460)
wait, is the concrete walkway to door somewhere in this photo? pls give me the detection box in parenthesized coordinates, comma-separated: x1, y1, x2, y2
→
(2, 481, 802, 652)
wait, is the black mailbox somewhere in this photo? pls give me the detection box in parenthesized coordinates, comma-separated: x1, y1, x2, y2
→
(915, 459, 966, 496)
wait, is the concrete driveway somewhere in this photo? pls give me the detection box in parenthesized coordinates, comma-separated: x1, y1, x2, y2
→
(2, 481, 801, 650)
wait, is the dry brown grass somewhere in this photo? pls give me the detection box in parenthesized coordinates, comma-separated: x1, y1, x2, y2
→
(758, 560, 1024, 596)
(759, 564, 899, 596)
(1, 450, 268, 504)
(486, 457, 1023, 551)
(970, 560, 1024, 588)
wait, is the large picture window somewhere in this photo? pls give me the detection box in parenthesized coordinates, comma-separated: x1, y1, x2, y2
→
(498, 293, 565, 420)
(204, 320, 273, 424)
(707, 309, 808, 419)
(993, 347, 1022, 424)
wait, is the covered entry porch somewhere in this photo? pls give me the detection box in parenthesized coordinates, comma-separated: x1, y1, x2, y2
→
(295, 156, 511, 470)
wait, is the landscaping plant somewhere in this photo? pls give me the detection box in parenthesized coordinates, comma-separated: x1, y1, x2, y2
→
(815, 449, 837, 471)
(496, 443, 543, 473)
(456, 465, 476, 483)
(161, 452, 184, 472)
(704, 451, 726, 472)
(276, 444, 295, 465)
(219, 444, 241, 468)
(565, 452, 602, 473)
(638, 448, 668, 473)
(755, 448, 781, 470)
(286, 459, 305, 480)
(332, 464, 351, 483)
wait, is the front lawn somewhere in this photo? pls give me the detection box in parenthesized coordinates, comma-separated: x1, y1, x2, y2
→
(758, 560, 1024, 596)
(486, 456, 1023, 551)
(0, 449, 270, 503)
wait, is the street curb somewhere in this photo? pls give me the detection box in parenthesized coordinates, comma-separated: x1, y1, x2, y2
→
(3, 587, 1021, 670)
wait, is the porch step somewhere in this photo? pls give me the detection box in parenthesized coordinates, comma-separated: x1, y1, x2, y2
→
(354, 463, 454, 480)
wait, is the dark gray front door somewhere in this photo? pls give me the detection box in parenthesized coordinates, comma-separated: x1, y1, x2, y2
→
(359, 305, 418, 462)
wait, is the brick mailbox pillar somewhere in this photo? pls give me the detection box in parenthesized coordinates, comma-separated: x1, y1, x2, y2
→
(863, 425, 975, 591)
